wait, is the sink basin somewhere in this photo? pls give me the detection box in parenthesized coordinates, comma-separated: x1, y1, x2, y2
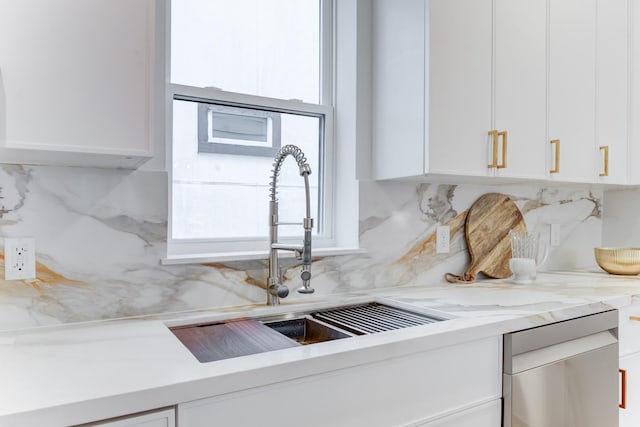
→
(263, 316, 353, 345)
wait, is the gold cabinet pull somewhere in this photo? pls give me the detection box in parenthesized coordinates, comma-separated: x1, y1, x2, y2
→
(498, 131, 508, 168)
(599, 146, 609, 177)
(550, 139, 560, 173)
(629, 316, 640, 321)
(621, 368, 627, 409)
(488, 130, 499, 168)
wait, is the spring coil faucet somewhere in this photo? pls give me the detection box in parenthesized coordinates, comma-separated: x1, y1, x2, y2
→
(267, 144, 314, 305)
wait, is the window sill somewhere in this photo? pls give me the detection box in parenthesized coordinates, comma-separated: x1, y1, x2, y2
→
(161, 247, 366, 265)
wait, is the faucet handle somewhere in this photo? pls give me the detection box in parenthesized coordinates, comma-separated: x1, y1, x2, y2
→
(269, 283, 289, 298)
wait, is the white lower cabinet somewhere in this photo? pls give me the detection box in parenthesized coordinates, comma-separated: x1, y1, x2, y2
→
(619, 303, 640, 427)
(178, 336, 502, 427)
(415, 400, 501, 427)
(83, 408, 175, 427)
(620, 353, 640, 427)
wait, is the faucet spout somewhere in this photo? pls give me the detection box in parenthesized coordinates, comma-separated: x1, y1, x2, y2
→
(267, 145, 315, 305)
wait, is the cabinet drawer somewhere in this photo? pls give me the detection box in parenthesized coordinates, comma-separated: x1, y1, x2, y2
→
(81, 408, 175, 427)
(619, 303, 640, 356)
(179, 336, 502, 427)
(414, 399, 501, 427)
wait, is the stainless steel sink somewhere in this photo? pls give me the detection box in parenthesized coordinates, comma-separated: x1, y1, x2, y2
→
(170, 301, 447, 362)
(263, 316, 353, 345)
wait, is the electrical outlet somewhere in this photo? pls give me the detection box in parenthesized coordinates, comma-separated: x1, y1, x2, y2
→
(436, 226, 450, 254)
(4, 237, 36, 280)
(550, 224, 561, 247)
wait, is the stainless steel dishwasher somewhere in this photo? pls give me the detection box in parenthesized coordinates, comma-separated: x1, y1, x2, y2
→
(503, 309, 619, 427)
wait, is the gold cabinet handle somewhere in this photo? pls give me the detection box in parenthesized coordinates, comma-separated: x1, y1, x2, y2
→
(629, 316, 640, 321)
(621, 368, 627, 409)
(550, 139, 560, 173)
(599, 146, 609, 177)
(488, 130, 498, 168)
(498, 131, 508, 168)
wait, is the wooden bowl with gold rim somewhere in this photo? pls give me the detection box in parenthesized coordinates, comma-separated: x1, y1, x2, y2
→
(594, 247, 640, 275)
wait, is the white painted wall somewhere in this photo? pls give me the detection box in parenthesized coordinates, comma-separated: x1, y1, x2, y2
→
(602, 189, 640, 247)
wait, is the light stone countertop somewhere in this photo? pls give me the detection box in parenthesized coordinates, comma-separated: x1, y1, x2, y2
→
(1, 271, 639, 426)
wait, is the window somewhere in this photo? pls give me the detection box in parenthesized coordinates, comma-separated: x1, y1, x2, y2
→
(167, 0, 335, 259)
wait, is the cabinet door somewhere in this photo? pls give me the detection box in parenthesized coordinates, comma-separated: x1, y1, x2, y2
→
(548, 0, 597, 182)
(494, 0, 547, 179)
(179, 337, 501, 427)
(620, 353, 640, 427)
(596, 0, 629, 184)
(619, 304, 640, 427)
(86, 408, 175, 427)
(0, 0, 153, 168)
(371, 0, 426, 179)
(631, 0, 640, 184)
(428, 0, 493, 177)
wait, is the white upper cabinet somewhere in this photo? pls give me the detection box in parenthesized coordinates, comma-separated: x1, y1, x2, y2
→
(548, 0, 630, 184)
(493, 0, 547, 180)
(372, 0, 494, 180)
(0, 0, 154, 168)
(548, 0, 597, 183)
(596, 0, 629, 185)
(630, 0, 640, 184)
(371, 0, 430, 180)
(428, 0, 494, 179)
(372, 0, 631, 186)
(374, 0, 549, 181)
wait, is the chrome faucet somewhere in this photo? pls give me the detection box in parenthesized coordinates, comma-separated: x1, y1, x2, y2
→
(267, 144, 314, 305)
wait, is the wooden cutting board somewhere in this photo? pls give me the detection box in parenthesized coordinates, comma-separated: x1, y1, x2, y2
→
(446, 193, 526, 283)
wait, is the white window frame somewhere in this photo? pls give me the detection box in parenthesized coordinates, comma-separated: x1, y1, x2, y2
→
(162, 0, 362, 263)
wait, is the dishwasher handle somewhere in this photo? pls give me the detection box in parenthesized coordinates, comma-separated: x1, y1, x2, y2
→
(507, 331, 618, 375)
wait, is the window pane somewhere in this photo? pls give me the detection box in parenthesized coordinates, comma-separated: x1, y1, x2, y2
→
(172, 99, 321, 240)
(171, 0, 320, 104)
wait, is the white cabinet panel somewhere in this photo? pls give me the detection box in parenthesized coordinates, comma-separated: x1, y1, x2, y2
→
(0, 0, 153, 168)
(618, 303, 640, 357)
(618, 303, 640, 427)
(596, 0, 629, 184)
(179, 336, 502, 427)
(371, 0, 426, 179)
(630, 0, 640, 184)
(85, 408, 175, 427)
(428, 0, 493, 178)
(548, 0, 597, 182)
(620, 353, 640, 427)
(493, 0, 547, 180)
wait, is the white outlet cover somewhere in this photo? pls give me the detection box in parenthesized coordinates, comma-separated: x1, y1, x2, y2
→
(4, 237, 36, 280)
(436, 226, 451, 254)
(550, 224, 561, 247)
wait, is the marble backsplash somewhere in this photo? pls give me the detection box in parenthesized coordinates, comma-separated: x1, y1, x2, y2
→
(0, 165, 603, 330)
